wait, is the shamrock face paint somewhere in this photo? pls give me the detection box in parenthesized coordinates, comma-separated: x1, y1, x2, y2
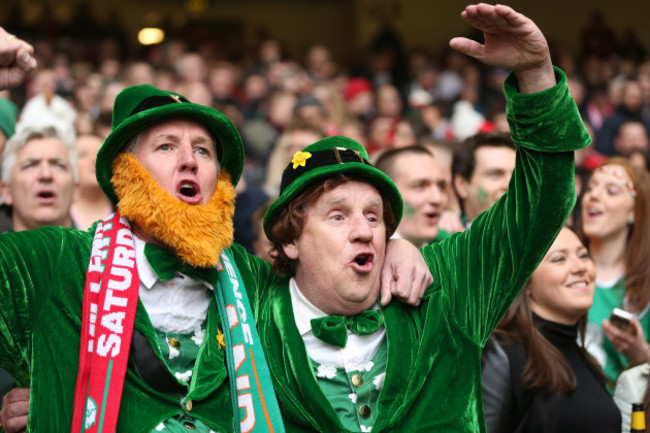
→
(477, 186, 489, 205)
(404, 202, 417, 219)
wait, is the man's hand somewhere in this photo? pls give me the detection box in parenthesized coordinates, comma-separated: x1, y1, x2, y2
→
(381, 239, 433, 307)
(0, 27, 36, 90)
(602, 318, 650, 366)
(449, 4, 555, 94)
(0, 387, 29, 433)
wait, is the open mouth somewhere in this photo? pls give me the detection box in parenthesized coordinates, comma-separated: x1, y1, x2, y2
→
(179, 182, 198, 198)
(36, 190, 56, 203)
(425, 211, 439, 222)
(351, 253, 374, 272)
(355, 254, 371, 266)
(176, 181, 203, 204)
(585, 206, 602, 217)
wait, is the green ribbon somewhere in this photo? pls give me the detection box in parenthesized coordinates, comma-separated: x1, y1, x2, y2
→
(144, 242, 219, 285)
(310, 310, 384, 347)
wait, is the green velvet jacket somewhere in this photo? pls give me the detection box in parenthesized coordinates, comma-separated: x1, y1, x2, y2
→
(253, 68, 590, 432)
(0, 69, 587, 432)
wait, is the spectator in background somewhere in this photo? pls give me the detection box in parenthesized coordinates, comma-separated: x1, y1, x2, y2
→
(312, 81, 348, 132)
(233, 174, 269, 254)
(69, 133, 113, 230)
(391, 118, 420, 148)
(375, 145, 451, 245)
(613, 120, 649, 158)
(16, 68, 77, 143)
(482, 226, 621, 433)
(0, 126, 77, 232)
(251, 198, 275, 263)
(208, 61, 238, 106)
(344, 77, 375, 124)
(419, 99, 454, 141)
(375, 84, 402, 119)
(596, 79, 650, 156)
(452, 132, 516, 228)
(581, 157, 650, 383)
(293, 94, 330, 135)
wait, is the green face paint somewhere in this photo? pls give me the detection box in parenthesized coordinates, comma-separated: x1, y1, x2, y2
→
(477, 186, 489, 205)
(403, 201, 417, 220)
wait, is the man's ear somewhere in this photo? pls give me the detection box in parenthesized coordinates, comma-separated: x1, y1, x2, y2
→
(0, 182, 13, 206)
(453, 174, 469, 200)
(282, 241, 299, 260)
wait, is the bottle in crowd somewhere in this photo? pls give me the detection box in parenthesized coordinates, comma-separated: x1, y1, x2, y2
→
(631, 402, 647, 433)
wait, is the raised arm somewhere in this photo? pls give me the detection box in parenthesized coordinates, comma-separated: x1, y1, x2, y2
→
(0, 27, 37, 90)
(421, 4, 590, 344)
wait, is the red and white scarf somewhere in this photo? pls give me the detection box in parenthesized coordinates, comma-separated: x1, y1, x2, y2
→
(71, 212, 139, 433)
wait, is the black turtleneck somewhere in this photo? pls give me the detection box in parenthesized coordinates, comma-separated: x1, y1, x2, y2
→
(533, 315, 621, 433)
(482, 315, 622, 433)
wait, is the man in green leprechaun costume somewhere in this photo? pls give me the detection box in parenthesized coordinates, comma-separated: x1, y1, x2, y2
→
(255, 4, 590, 432)
(0, 28, 434, 433)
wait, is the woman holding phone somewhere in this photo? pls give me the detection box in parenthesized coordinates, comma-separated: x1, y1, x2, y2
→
(580, 157, 650, 383)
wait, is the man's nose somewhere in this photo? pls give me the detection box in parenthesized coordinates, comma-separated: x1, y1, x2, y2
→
(38, 162, 54, 180)
(178, 144, 198, 172)
(350, 215, 373, 242)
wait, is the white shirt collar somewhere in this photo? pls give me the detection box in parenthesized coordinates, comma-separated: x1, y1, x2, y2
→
(289, 278, 330, 336)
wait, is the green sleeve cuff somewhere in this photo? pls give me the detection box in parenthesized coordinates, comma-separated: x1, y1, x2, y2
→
(504, 66, 591, 153)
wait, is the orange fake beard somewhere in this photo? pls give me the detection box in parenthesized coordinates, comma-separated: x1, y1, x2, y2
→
(111, 152, 235, 268)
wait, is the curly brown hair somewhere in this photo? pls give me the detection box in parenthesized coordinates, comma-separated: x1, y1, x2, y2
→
(267, 174, 397, 276)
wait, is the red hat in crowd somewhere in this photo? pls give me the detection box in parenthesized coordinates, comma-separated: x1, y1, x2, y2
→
(344, 77, 373, 101)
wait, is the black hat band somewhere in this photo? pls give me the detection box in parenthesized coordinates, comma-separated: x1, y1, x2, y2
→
(129, 94, 190, 117)
(280, 147, 370, 193)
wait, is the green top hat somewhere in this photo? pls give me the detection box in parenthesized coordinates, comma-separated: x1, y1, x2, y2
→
(263, 136, 403, 238)
(0, 98, 18, 139)
(96, 84, 244, 205)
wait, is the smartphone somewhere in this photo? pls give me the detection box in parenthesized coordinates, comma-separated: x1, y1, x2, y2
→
(609, 308, 633, 332)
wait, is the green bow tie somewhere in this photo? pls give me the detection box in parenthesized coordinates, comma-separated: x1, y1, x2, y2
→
(310, 309, 384, 348)
(144, 242, 219, 286)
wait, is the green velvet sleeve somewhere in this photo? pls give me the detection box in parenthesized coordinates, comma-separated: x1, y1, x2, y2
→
(420, 67, 590, 346)
(0, 227, 92, 386)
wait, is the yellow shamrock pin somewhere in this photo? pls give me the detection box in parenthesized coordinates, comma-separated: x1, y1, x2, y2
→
(217, 329, 225, 350)
(291, 151, 312, 169)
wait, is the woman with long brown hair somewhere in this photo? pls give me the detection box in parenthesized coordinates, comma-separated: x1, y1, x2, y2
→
(580, 157, 650, 383)
(482, 227, 621, 433)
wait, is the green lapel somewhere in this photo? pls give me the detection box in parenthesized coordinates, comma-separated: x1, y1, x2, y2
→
(261, 281, 348, 432)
